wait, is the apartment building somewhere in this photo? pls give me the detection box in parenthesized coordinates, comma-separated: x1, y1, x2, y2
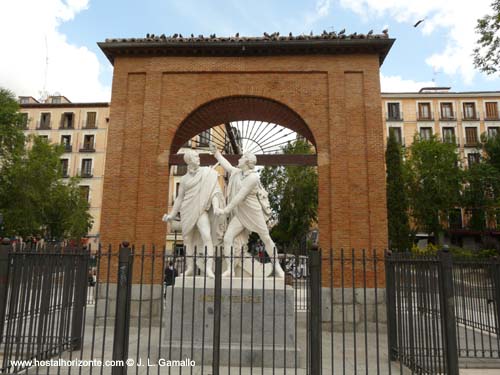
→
(381, 88, 500, 246)
(18, 95, 110, 249)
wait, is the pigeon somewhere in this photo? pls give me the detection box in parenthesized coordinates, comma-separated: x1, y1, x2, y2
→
(191, 33, 194, 38)
(236, 32, 239, 37)
(179, 34, 183, 38)
(146, 33, 150, 38)
(173, 33, 178, 38)
(367, 29, 373, 35)
(338, 28, 345, 35)
(289, 32, 293, 37)
(414, 19, 425, 28)
(264, 32, 270, 38)
(382, 28, 389, 35)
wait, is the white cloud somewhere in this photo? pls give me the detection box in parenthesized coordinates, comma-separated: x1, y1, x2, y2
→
(381, 74, 436, 92)
(340, 0, 492, 85)
(0, 0, 110, 102)
(304, 0, 332, 28)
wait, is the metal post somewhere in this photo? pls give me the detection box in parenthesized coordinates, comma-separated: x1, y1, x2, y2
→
(212, 247, 222, 375)
(308, 247, 322, 375)
(438, 247, 459, 375)
(385, 250, 398, 361)
(70, 245, 89, 350)
(492, 256, 500, 337)
(0, 238, 11, 343)
(112, 242, 134, 375)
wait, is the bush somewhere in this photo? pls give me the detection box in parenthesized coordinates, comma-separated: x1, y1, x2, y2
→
(411, 244, 498, 259)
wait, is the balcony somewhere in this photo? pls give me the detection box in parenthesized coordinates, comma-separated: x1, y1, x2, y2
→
(485, 114, 500, 121)
(416, 112, 434, 121)
(82, 122, 98, 129)
(36, 121, 51, 130)
(439, 114, 456, 121)
(61, 170, 70, 178)
(79, 145, 95, 153)
(79, 169, 93, 178)
(464, 140, 480, 148)
(386, 114, 403, 122)
(461, 112, 479, 121)
(59, 123, 74, 130)
(62, 144, 72, 153)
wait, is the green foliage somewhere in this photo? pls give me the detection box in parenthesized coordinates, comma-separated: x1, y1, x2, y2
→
(483, 131, 500, 172)
(461, 162, 500, 230)
(474, 0, 500, 74)
(405, 135, 462, 239)
(386, 131, 411, 251)
(0, 88, 25, 166)
(260, 139, 318, 249)
(411, 243, 498, 259)
(0, 98, 93, 240)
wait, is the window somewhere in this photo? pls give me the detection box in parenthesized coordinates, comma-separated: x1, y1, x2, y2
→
(38, 135, 49, 141)
(418, 103, 432, 120)
(79, 186, 90, 202)
(19, 97, 29, 104)
(419, 127, 433, 140)
(60, 112, 74, 129)
(387, 103, 401, 120)
(465, 127, 478, 145)
(82, 135, 95, 151)
(485, 102, 499, 120)
(175, 165, 187, 176)
(85, 112, 97, 128)
(440, 102, 454, 119)
(448, 209, 463, 230)
(61, 135, 72, 152)
(51, 97, 61, 104)
(389, 127, 403, 144)
(198, 130, 211, 147)
(467, 153, 480, 168)
(39, 113, 51, 128)
(442, 127, 456, 143)
(20, 113, 29, 128)
(462, 102, 477, 120)
(60, 159, 69, 177)
(81, 159, 93, 177)
(488, 127, 499, 139)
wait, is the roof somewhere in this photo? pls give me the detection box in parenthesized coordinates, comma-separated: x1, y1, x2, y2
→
(98, 32, 395, 66)
(381, 91, 500, 99)
(20, 102, 109, 109)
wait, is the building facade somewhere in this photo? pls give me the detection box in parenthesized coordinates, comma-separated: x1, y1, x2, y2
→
(381, 88, 500, 246)
(19, 95, 110, 249)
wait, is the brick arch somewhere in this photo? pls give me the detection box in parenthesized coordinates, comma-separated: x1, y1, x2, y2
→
(170, 95, 316, 154)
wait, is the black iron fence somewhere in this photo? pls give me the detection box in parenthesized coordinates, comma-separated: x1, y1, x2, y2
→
(386, 249, 500, 374)
(0, 240, 499, 374)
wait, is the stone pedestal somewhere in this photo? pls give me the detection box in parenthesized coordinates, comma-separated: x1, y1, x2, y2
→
(162, 277, 301, 367)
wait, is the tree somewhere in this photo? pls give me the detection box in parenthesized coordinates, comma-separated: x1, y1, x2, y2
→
(0, 88, 25, 167)
(474, 0, 500, 74)
(0, 135, 92, 240)
(462, 162, 500, 230)
(260, 139, 318, 250)
(405, 135, 462, 240)
(385, 131, 411, 251)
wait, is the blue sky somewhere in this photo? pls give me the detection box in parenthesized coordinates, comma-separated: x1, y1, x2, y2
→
(0, 0, 498, 101)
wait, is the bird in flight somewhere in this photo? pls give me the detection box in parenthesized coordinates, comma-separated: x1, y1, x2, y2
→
(414, 18, 426, 28)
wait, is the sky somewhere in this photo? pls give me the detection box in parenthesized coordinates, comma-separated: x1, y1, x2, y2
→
(0, 0, 499, 102)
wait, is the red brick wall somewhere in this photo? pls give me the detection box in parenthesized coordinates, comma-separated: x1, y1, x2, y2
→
(100, 54, 388, 284)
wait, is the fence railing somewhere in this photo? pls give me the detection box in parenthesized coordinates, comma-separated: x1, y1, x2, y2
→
(0, 240, 499, 374)
(386, 249, 500, 374)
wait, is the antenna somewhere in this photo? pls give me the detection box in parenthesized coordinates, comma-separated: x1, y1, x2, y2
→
(39, 35, 49, 102)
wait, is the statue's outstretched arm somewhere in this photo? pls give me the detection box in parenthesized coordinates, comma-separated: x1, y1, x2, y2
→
(211, 143, 238, 174)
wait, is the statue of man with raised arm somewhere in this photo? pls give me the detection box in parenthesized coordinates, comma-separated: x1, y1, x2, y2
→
(209, 143, 285, 278)
(162, 150, 225, 278)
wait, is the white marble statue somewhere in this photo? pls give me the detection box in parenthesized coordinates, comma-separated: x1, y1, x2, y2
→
(210, 143, 286, 278)
(162, 150, 225, 278)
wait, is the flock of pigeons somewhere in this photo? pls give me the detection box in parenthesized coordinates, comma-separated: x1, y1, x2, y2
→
(105, 29, 390, 44)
